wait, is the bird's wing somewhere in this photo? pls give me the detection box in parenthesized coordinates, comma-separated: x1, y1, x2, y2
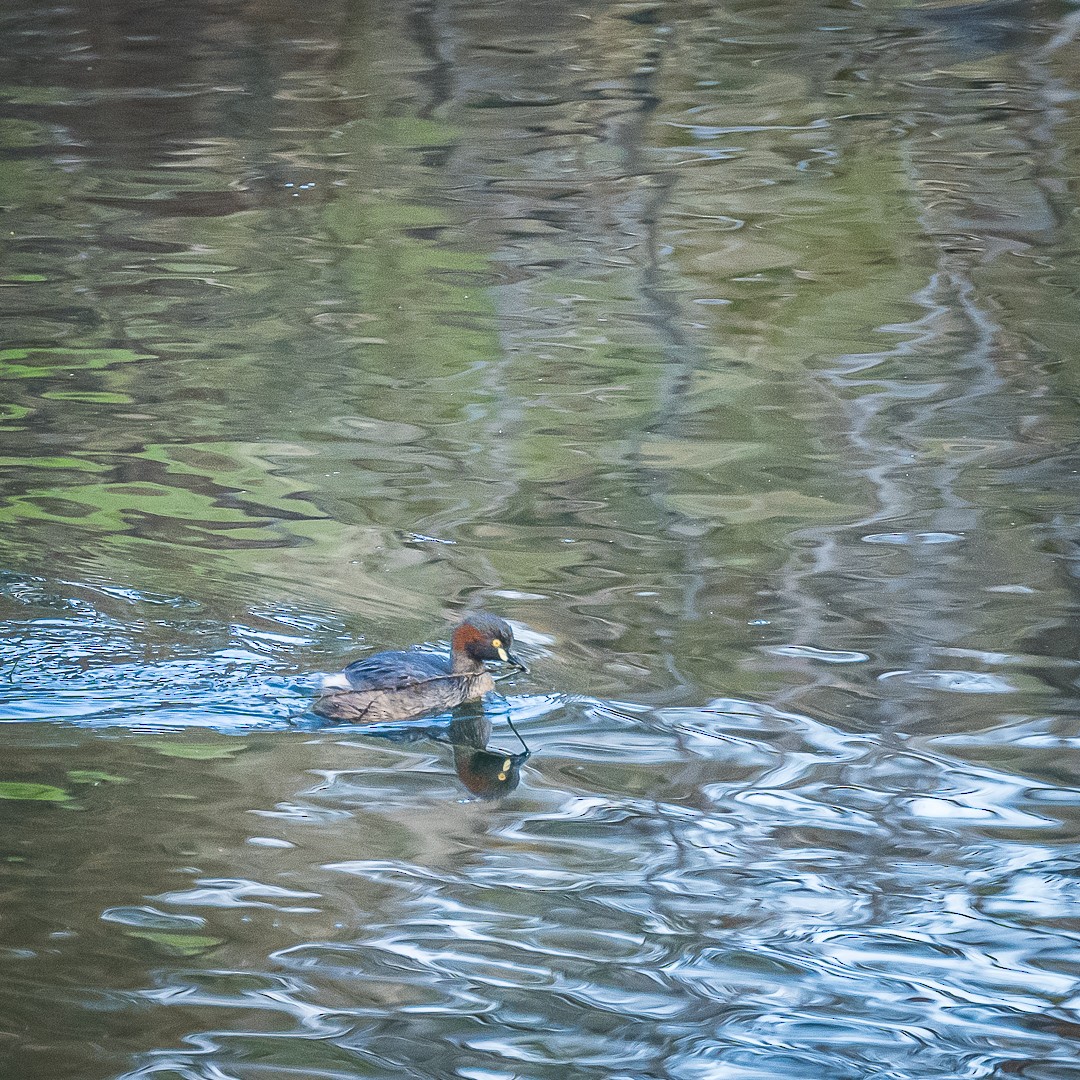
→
(337, 650, 449, 691)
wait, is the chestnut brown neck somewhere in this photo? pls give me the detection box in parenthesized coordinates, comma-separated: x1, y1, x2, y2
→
(450, 623, 487, 674)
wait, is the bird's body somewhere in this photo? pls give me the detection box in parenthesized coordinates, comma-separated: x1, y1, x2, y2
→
(313, 614, 521, 724)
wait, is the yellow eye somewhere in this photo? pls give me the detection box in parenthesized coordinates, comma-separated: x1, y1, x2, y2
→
(497, 773, 507, 781)
(491, 638, 502, 648)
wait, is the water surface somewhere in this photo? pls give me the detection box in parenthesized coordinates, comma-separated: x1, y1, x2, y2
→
(2, 1, 1080, 1077)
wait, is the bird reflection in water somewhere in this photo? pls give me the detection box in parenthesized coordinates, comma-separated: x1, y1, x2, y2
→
(332, 710, 531, 800)
(450, 713, 530, 799)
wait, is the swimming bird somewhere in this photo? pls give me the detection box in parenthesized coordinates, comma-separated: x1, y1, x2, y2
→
(313, 613, 525, 723)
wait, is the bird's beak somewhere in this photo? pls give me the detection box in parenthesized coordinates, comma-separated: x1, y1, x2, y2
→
(505, 650, 528, 673)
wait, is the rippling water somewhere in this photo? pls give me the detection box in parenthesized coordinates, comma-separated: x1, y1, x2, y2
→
(3, 0, 1080, 1077)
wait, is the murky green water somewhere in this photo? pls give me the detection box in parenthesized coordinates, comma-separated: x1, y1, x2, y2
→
(3, 0, 1080, 1076)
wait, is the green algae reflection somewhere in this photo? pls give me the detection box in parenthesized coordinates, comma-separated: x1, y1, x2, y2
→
(139, 740, 249, 760)
(0, 781, 71, 801)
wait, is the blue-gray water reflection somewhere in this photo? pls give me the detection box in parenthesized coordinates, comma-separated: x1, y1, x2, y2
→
(5, 579, 1080, 1080)
(3, 0, 1080, 1077)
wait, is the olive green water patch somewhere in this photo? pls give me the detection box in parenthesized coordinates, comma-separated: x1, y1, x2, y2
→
(0, 403, 30, 422)
(155, 262, 238, 275)
(0, 484, 259, 535)
(67, 770, 132, 785)
(0, 451, 320, 546)
(125, 930, 226, 957)
(139, 740, 249, 760)
(0, 85, 72, 106)
(0, 347, 155, 379)
(0, 118, 50, 148)
(665, 489, 858, 526)
(42, 390, 135, 404)
(0, 781, 70, 801)
(0, 455, 109, 472)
